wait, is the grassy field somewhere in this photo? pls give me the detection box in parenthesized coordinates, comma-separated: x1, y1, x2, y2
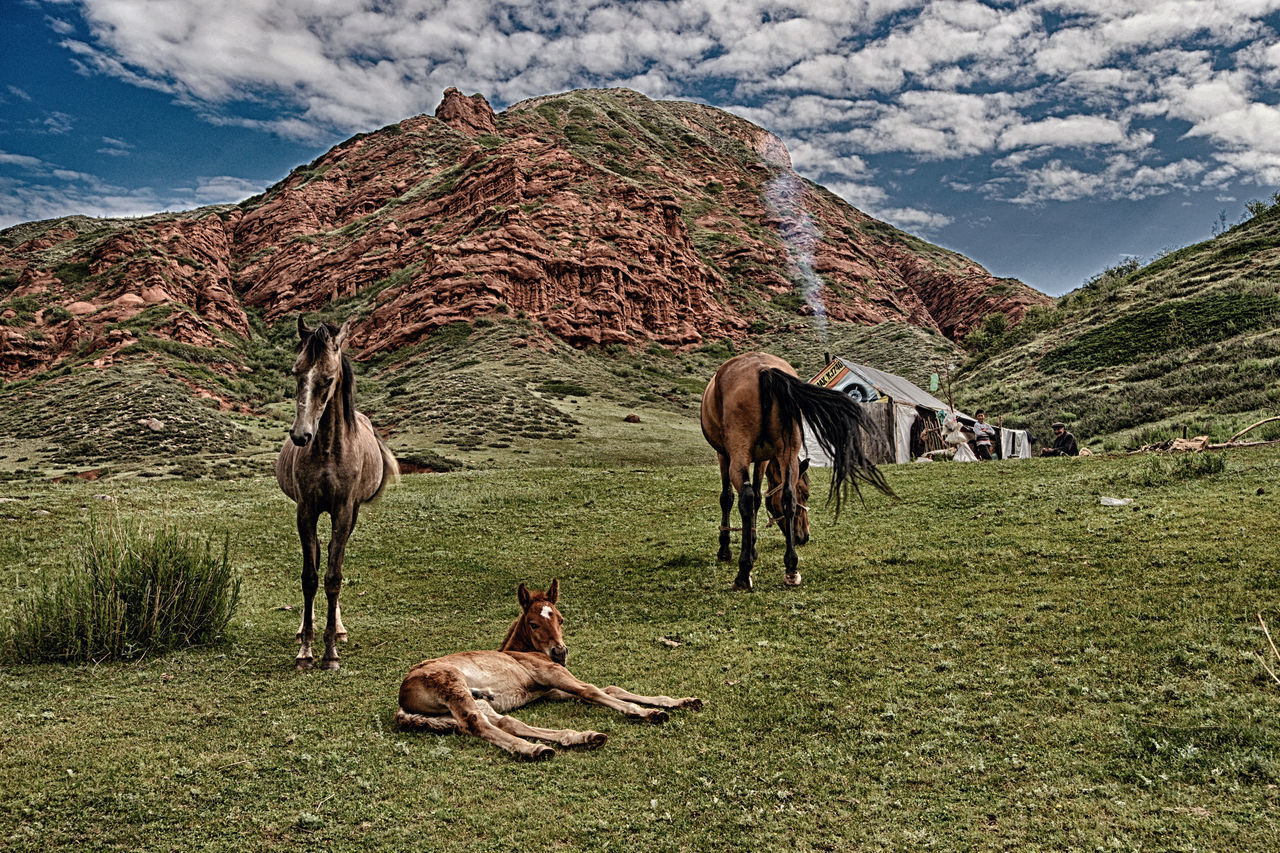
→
(3, 445, 1280, 850)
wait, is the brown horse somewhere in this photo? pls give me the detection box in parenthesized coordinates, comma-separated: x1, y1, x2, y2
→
(395, 581, 703, 760)
(701, 351, 894, 590)
(276, 316, 398, 670)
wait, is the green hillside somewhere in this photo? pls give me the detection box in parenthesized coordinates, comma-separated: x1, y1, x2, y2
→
(0, 314, 960, 482)
(957, 196, 1280, 450)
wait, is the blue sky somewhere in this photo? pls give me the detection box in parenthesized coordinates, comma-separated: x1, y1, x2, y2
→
(3, 1, 1280, 296)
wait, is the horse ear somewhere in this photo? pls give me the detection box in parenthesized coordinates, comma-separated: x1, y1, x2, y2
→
(334, 317, 353, 351)
(297, 315, 311, 340)
(517, 583, 531, 609)
(799, 458, 810, 475)
(547, 579, 559, 603)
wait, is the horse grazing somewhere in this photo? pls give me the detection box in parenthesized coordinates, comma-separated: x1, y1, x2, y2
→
(276, 316, 398, 670)
(395, 581, 703, 760)
(700, 351, 895, 590)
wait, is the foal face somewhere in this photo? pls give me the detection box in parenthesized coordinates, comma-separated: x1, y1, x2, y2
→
(289, 319, 349, 447)
(518, 581, 568, 665)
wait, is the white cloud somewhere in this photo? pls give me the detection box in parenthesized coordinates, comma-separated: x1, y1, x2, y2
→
(190, 175, 266, 205)
(998, 154, 1205, 204)
(0, 151, 45, 169)
(876, 206, 954, 232)
(96, 136, 133, 156)
(10, 0, 1280, 224)
(37, 112, 75, 134)
(999, 115, 1133, 151)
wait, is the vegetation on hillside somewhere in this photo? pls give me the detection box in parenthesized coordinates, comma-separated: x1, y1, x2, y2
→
(958, 192, 1280, 450)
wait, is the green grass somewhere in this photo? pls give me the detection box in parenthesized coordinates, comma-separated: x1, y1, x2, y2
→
(1041, 293, 1280, 374)
(2, 448, 1280, 849)
(2, 522, 239, 663)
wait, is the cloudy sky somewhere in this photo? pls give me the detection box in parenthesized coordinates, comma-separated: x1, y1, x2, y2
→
(3, 0, 1280, 295)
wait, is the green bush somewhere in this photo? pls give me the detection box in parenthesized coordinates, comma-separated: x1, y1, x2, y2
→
(538, 378, 591, 397)
(2, 523, 239, 664)
(1127, 452, 1227, 488)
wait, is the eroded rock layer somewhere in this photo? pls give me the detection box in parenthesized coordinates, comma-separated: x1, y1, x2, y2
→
(0, 87, 1049, 377)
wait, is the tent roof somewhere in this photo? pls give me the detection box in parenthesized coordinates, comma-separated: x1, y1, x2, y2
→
(825, 357, 951, 412)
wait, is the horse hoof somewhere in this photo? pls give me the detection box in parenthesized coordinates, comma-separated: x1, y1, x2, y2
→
(583, 732, 608, 749)
(319, 658, 340, 671)
(733, 577, 753, 592)
(681, 697, 704, 711)
(646, 709, 669, 724)
(717, 549, 732, 562)
(785, 571, 802, 586)
(524, 745, 555, 761)
(295, 658, 313, 671)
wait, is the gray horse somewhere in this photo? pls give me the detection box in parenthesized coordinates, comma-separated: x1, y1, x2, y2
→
(276, 316, 397, 670)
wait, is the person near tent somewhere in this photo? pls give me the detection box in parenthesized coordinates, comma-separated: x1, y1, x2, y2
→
(971, 410, 997, 460)
(1040, 422, 1079, 457)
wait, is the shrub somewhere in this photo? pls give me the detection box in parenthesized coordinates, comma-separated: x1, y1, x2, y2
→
(2, 523, 240, 664)
(538, 379, 591, 397)
(1128, 453, 1227, 488)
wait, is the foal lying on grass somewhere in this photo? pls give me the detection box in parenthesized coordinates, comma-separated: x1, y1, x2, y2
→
(395, 580, 702, 760)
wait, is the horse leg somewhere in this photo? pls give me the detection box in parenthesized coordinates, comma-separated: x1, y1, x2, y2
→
(334, 600, 347, 643)
(735, 464, 756, 591)
(602, 685, 703, 711)
(475, 701, 608, 749)
(297, 602, 342, 642)
(295, 505, 321, 670)
(399, 667, 553, 759)
(320, 502, 359, 670)
(537, 666, 669, 723)
(781, 467, 801, 586)
(716, 454, 733, 562)
(750, 462, 764, 562)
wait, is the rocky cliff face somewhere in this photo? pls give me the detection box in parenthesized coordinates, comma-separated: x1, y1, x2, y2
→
(0, 87, 1049, 379)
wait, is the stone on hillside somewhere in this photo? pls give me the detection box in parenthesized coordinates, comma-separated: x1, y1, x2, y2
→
(435, 87, 498, 136)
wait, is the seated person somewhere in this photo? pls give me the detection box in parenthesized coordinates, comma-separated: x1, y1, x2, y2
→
(971, 410, 997, 460)
(1040, 422, 1079, 456)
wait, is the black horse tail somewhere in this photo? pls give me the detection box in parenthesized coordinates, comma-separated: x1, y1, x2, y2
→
(759, 368, 896, 516)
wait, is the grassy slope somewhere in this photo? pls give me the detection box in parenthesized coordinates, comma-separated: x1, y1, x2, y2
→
(2, 448, 1279, 850)
(0, 318, 960, 479)
(957, 202, 1280, 450)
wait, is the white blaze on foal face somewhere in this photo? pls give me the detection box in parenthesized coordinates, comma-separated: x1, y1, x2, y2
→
(524, 601, 566, 663)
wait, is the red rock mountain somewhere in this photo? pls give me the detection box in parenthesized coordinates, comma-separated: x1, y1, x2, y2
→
(0, 87, 1049, 378)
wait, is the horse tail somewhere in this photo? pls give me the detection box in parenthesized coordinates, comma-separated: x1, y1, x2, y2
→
(758, 367, 895, 516)
(393, 708, 458, 732)
(371, 437, 400, 501)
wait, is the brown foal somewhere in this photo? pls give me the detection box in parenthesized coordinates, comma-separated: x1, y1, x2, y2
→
(395, 581, 703, 760)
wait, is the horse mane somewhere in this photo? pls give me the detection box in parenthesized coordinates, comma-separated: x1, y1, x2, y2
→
(498, 615, 527, 652)
(759, 367, 895, 516)
(338, 353, 357, 432)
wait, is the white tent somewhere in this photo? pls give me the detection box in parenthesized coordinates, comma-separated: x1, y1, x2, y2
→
(802, 357, 1031, 465)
